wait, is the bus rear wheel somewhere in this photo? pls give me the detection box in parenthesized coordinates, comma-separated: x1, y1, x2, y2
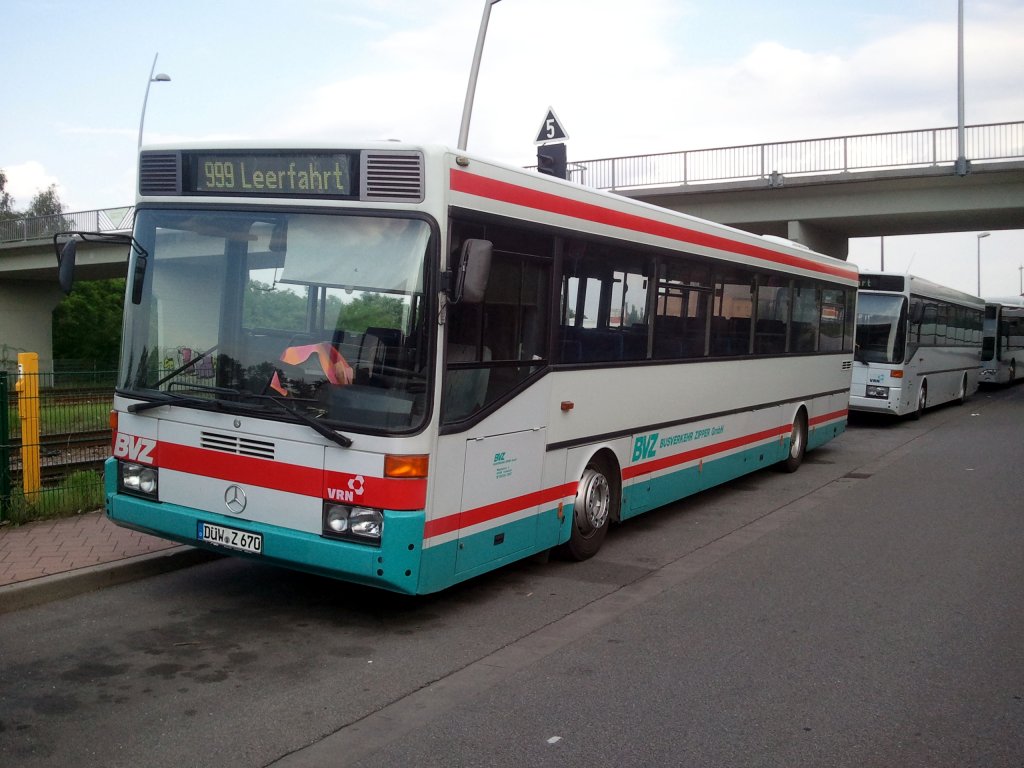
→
(560, 460, 615, 561)
(778, 410, 807, 473)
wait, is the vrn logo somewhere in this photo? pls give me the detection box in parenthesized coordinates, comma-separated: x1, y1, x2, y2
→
(632, 433, 658, 463)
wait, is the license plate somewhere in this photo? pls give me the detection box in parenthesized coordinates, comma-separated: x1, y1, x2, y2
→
(197, 522, 263, 554)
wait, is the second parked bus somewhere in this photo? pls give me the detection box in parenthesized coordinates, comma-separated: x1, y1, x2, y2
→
(851, 272, 984, 418)
(980, 297, 1024, 384)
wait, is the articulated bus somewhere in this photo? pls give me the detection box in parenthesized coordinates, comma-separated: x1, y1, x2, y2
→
(851, 272, 984, 418)
(66, 142, 858, 594)
(980, 297, 1024, 385)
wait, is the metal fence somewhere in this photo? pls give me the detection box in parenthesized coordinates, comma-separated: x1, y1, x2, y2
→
(552, 121, 1024, 189)
(0, 206, 134, 244)
(1, 371, 114, 524)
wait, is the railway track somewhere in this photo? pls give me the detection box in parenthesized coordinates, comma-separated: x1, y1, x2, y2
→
(4, 429, 111, 485)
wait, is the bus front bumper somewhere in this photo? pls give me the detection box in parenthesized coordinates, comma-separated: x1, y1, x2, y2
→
(107, 491, 425, 594)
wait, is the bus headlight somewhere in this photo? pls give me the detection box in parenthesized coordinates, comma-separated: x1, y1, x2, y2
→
(865, 385, 890, 399)
(322, 503, 383, 544)
(118, 461, 159, 498)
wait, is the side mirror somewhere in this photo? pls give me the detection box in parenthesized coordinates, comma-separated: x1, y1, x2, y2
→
(130, 252, 148, 304)
(58, 239, 78, 294)
(453, 239, 492, 304)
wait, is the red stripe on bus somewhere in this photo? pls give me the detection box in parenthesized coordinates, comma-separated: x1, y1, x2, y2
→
(159, 442, 425, 510)
(424, 481, 578, 539)
(450, 169, 858, 282)
(622, 424, 792, 480)
(810, 408, 848, 426)
(161, 442, 322, 495)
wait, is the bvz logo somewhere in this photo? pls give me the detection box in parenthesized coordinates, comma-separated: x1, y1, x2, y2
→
(632, 433, 658, 462)
(113, 433, 157, 464)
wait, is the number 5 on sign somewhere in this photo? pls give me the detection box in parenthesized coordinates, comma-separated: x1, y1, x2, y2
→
(534, 107, 569, 144)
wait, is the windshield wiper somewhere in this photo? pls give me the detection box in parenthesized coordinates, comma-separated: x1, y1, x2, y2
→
(244, 392, 353, 448)
(125, 383, 353, 448)
(127, 391, 226, 414)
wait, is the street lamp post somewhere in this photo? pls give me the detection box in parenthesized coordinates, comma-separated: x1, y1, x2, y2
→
(457, 0, 502, 151)
(138, 53, 171, 150)
(976, 232, 990, 296)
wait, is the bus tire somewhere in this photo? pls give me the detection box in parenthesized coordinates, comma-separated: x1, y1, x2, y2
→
(911, 382, 927, 420)
(560, 459, 616, 561)
(778, 410, 807, 473)
(955, 374, 969, 405)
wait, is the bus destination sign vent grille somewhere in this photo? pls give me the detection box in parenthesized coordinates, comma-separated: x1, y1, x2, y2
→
(361, 151, 424, 203)
(140, 152, 182, 195)
(201, 431, 276, 460)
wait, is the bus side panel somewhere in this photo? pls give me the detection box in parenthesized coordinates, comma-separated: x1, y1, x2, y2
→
(807, 393, 849, 450)
(621, 405, 790, 520)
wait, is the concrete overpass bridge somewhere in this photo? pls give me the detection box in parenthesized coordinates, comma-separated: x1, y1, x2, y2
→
(2, 121, 1023, 370)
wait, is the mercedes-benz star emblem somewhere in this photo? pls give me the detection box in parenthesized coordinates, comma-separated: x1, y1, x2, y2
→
(224, 485, 247, 514)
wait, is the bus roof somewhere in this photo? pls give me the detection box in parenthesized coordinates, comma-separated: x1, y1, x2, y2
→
(858, 271, 985, 309)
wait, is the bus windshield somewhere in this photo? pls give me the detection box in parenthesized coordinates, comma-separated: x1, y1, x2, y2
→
(855, 293, 907, 364)
(120, 209, 433, 433)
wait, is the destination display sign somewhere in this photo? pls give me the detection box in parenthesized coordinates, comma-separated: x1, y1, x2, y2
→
(186, 152, 356, 197)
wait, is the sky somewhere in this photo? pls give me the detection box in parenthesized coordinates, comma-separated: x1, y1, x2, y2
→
(3, 0, 1022, 297)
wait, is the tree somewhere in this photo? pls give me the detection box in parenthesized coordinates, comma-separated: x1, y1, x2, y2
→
(25, 183, 69, 238)
(25, 184, 63, 217)
(52, 279, 126, 369)
(0, 169, 16, 221)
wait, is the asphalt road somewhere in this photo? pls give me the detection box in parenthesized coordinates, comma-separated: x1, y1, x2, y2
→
(2, 383, 1022, 768)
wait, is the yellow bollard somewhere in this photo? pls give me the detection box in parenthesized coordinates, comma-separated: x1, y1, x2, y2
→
(15, 352, 41, 495)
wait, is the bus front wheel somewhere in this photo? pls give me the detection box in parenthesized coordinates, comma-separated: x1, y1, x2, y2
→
(955, 374, 969, 405)
(778, 410, 807, 473)
(560, 461, 615, 561)
(911, 383, 927, 420)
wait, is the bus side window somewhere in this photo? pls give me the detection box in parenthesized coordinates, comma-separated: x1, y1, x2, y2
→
(790, 282, 819, 353)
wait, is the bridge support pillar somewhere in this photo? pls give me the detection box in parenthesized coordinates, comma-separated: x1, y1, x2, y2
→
(0, 281, 63, 374)
(786, 220, 849, 261)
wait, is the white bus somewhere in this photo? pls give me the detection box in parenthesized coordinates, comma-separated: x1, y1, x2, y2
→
(59, 142, 857, 593)
(851, 272, 984, 418)
(980, 297, 1024, 385)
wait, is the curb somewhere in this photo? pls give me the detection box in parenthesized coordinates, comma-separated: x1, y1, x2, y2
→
(0, 546, 221, 615)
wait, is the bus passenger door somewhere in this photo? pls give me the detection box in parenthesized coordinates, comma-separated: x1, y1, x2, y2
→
(456, 428, 546, 574)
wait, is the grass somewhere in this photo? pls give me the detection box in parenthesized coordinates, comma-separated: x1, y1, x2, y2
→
(1, 470, 105, 526)
(6, 399, 110, 437)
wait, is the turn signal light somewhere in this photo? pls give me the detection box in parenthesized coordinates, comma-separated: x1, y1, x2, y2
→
(384, 454, 429, 479)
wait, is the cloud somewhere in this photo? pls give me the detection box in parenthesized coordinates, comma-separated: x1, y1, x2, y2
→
(2, 162, 65, 208)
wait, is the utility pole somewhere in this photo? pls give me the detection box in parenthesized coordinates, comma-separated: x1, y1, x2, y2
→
(955, 0, 969, 175)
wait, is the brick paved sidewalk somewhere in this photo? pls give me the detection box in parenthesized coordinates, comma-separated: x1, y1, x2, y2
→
(0, 510, 177, 587)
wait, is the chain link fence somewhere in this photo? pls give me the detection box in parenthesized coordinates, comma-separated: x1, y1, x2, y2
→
(1, 370, 115, 524)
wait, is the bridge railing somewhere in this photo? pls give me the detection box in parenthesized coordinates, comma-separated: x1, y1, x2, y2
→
(0, 206, 134, 244)
(2, 122, 1022, 243)
(564, 121, 1024, 189)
